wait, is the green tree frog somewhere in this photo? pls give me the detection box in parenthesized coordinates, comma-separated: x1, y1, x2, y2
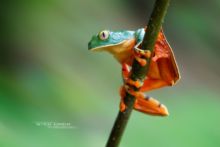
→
(88, 28, 180, 116)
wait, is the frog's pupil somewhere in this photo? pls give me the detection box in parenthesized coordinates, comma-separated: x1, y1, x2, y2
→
(102, 32, 105, 38)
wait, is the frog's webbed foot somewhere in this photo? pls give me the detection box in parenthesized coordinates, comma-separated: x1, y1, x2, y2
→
(134, 44, 151, 66)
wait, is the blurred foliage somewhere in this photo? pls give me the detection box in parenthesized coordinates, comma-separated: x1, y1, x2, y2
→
(0, 0, 220, 147)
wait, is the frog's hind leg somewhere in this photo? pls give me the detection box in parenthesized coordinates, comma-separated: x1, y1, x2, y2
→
(120, 83, 169, 116)
(134, 95, 169, 116)
(136, 29, 179, 92)
(140, 57, 176, 92)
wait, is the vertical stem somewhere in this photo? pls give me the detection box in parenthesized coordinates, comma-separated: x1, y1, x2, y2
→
(106, 0, 171, 147)
(106, 94, 135, 146)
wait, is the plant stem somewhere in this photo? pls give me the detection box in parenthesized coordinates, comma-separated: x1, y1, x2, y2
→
(106, 0, 171, 146)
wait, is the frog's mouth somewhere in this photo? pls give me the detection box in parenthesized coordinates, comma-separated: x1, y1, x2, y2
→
(88, 40, 127, 52)
(89, 39, 136, 64)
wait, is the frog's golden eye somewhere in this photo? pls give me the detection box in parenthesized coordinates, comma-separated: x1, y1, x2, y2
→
(99, 30, 110, 40)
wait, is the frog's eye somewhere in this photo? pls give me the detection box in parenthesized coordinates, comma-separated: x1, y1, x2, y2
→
(99, 30, 110, 40)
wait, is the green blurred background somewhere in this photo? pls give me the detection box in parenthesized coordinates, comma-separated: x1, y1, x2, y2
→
(1, 0, 220, 147)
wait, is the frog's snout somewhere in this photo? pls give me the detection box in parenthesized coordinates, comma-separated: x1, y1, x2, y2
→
(88, 41, 92, 50)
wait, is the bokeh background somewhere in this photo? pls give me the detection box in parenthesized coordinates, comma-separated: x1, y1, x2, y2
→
(1, 0, 220, 147)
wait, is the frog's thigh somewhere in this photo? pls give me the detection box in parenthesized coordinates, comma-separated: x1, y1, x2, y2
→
(140, 79, 168, 92)
(157, 58, 175, 84)
(140, 59, 173, 92)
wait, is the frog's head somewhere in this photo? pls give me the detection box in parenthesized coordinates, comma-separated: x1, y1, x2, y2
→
(88, 30, 136, 63)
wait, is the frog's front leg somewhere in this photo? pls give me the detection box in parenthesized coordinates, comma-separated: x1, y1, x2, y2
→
(133, 45, 152, 66)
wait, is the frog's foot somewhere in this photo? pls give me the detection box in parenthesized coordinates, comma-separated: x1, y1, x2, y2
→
(125, 78, 143, 89)
(134, 45, 151, 66)
(124, 78, 145, 100)
(134, 95, 169, 116)
(124, 84, 145, 99)
(119, 82, 144, 112)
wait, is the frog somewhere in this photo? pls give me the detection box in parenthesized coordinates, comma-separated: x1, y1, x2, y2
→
(88, 28, 180, 116)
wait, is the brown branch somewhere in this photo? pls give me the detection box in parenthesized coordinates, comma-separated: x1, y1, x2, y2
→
(106, 0, 171, 146)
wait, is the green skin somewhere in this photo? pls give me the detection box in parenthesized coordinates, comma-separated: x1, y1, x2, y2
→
(88, 28, 145, 51)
